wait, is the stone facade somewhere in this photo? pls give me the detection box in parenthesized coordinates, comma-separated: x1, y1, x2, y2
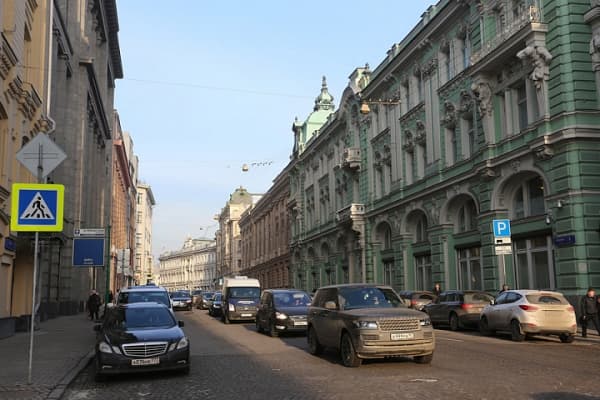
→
(135, 183, 155, 284)
(239, 167, 291, 289)
(290, 0, 600, 297)
(158, 238, 216, 291)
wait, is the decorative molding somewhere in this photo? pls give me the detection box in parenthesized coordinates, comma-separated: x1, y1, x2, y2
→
(471, 80, 493, 116)
(415, 120, 426, 145)
(517, 46, 552, 90)
(0, 34, 18, 80)
(458, 90, 473, 118)
(533, 145, 554, 161)
(441, 101, 457, 129)
(403, 129, 415, 153)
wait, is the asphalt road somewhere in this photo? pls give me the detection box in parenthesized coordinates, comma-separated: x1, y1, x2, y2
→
(62, 309, 600, 400)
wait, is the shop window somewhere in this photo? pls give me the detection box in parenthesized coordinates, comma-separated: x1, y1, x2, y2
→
(514, 235, 554, 289)
(458, 247, 482, 290)
(415, 254, 432, 291)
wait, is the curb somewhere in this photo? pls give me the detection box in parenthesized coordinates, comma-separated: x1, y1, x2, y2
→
(45, 349, 95, 400)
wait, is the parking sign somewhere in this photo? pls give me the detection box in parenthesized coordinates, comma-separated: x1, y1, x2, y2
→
(493, 219, 511, 238)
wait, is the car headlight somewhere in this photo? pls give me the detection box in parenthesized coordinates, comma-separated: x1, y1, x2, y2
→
(420, 318, 431, 326)
(177, 337, 189, 350)
(98, 341, 113, 354)
(352, 321, 378, 329)
(275, 312, 288, 320)
(228, 303, 235, 312)
(186, 300, 192, 303)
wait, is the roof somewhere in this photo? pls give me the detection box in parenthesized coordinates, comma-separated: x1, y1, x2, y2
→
(317, 283, 393, 290)
(121, 285, 168, 292)
(264, 288, 309, 294)
(115, 302, 169, 310)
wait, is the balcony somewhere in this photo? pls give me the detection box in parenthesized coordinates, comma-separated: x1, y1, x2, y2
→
(342, 148, 361, 171)
(336, 203, 365, 230)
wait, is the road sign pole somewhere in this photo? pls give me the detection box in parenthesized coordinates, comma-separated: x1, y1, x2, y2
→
(105, 225, 111, 304)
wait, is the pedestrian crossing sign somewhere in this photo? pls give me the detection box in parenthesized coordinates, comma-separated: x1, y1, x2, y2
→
(10, 183, 64, 232)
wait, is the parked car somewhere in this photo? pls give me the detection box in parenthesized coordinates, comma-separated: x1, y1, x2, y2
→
(424, 290, 494, 330)
(170, 291, 193, 311)
(307, 284, 434, 367)
(221, 276, 261, 324)
(208, 292, 223, 317)
(479, 289, 577, 342)
(93, 303, 189, 381)
(398, 291, 437, 311)
(191, 289, 203, 306)
(117, 284, 174, 313)
(197, 291, 214, 309)
(256, 289, 311, 337)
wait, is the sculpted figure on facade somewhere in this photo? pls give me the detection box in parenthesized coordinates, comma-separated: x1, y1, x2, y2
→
(470, 80, 492, 116)
(517, 45, 552, 116)
(591, 31, 600, 71)
(441, 100, 457, 128)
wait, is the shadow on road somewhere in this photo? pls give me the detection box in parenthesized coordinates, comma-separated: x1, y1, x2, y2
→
(531, 393, 600, 400)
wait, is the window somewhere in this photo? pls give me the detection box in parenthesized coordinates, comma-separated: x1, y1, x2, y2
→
(342, 267, 349, 284)
(466, 118, 475, 157)
(516, 84, 528, 131)
(458, 247, 482, 290)
(383, 260, 394, 285)
(415, 254, 432, 291)
(326, 269, 335, 285)
(461, 36, 470, 70)
(415, 216, 428, 243)
(457, 201, 478, 233)
(451, 127, 460, 163)
(312, 272, 320, 292)
(513, 176, 546, 219)
(514, 235, 554, 289)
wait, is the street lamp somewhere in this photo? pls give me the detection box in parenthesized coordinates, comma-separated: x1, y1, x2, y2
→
(359, 99, 401, 115)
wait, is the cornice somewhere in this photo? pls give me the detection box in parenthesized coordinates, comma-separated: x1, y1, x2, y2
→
(80, 59, 111, 139)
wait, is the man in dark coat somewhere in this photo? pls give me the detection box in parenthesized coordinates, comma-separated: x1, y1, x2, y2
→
(580, 287, 600, 338)
(87, 290, 101, 321)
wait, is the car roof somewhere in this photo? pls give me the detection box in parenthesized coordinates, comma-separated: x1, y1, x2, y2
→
(265, 288, 309, 294)
(504, 289, 564, 295)
(116, 302, 170, 310)
(317, 283, 393, 290)
(120, 285, 168, 293)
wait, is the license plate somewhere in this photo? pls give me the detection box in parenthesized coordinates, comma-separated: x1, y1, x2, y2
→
(391, 332, 414, 341)
(294, 321, 308, 326)
(131, 357, 160, 366)
(241, 313, 252, 317)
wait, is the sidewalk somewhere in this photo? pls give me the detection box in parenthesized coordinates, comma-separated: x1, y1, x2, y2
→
(0, 313, 96, 400)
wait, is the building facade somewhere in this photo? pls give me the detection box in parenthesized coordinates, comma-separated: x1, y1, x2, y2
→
(215, 187, 258, 278)
(239, 167, 291, 289)
(0, 0, 54, 335)
(158, 238, 216, 291)
(135, 183, 155, 284)
(291, 0, 600, 298)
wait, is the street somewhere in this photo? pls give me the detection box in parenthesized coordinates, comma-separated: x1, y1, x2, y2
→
(63, 309, 600, 400)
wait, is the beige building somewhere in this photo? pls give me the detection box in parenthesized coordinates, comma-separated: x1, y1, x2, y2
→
(239, 167, 291, 289)
(158, 238, 217, 291)
(135, 183, 155, 284)
(215, 187, 260, 279)
(0, 0, 54, 336)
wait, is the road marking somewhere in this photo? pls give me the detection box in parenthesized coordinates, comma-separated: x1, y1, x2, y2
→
(439, 337, 464, 342)
(410, 378, 438, 383)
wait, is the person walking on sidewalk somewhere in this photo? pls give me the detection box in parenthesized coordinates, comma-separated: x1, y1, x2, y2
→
(87, 290, 102, 321)
(579, 287, 600, 338)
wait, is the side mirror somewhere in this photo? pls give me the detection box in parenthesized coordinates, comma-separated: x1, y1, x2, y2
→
(93, 324, 102, 332)
(324, 301, 337, 310)
(490, 299, 495, 305)
(178, 320, 185, 327)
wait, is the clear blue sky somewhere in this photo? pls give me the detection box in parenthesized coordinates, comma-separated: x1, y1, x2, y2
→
(114, 1, 432, 258)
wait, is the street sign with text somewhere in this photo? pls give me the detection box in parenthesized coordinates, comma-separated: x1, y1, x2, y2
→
(73, 238, 105, 267)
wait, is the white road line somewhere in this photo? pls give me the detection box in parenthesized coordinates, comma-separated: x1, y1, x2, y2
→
(439, 337, 464, 342)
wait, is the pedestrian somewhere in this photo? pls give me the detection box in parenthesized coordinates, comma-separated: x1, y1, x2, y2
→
(107, 290, 114, 304)
(499, 284, 510, 294)
(432, 283, 442, 297)
(580, 287, 600, 338)
(87, 290, 101, 321)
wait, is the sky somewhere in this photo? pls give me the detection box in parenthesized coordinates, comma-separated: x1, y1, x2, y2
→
(114, 1, 432, 259)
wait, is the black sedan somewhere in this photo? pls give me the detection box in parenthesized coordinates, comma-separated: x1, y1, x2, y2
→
(93, 303, 190, 381)
(170, 291, 193, 311)
(208, 292, 222, 317)
(256, 289, 311, 337)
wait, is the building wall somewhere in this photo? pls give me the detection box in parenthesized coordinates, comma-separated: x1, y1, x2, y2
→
(135, 183, 155, 284)
(0, 0, 53, 320)
(240, 167, 291, 289)
(291, 0, 600, 297)
(158, 239, 216, 291)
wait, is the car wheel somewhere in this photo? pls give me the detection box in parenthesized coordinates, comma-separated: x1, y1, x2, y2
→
(559, 333, 575, 343)
(510, 319, 526, 342)
(479, 317, 494, 336)
(93, 358, 107, 382)
(269, 320, 279, 337)
(181, 365, 190, 375)
(256, 318, 263, 334)
(414, 353, 434, 364)
(307, 326, 323, 356)
(449, 313, 460, 331)
(340, 333, 362, 368)
(223, 313, 230, 324)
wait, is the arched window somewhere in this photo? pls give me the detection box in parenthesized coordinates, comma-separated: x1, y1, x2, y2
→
(513, 176, 545, 219)
(415, 215, 428, 243)
(457, 200, 478, 233)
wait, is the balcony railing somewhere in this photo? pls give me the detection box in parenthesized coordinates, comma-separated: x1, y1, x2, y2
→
(336, 203, 365, 224)
(470, 1, 543, 65)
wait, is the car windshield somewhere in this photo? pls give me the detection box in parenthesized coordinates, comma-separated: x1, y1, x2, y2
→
(229, 287, 260, 298)
(273, 292, 311, 307)
(192, 290, 202, 296)
(464, 293, 494, 303)
(106, 307, 175, 330)
(339, 287, 404, 310)
(213, 293, 222, 301)
(202, 292, 214, 300)
(526, 293, 568, 305)
(171, 291, 190, 298)
(118, 291, 170, 307)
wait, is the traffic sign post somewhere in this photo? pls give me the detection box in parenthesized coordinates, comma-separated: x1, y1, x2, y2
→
(14, 133, 66, 385)
(492, 219, 512, 289)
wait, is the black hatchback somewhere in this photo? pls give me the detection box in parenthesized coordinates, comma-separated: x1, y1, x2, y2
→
(93, 303, 190, 381)
(256, 289, 311, 337)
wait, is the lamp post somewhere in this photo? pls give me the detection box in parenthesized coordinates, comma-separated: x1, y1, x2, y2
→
(359, 98, 401, 115)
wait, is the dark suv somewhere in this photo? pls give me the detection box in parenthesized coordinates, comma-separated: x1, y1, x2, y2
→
(256, 289, 311, 337)
(307, 284, 435, 367)
(424, 290, 494, 330)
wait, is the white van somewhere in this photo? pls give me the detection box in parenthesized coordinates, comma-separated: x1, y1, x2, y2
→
(221, 276, 261, 324)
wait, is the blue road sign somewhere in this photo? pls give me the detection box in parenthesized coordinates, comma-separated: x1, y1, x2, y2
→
(10, 183, 64, 231)
(493, 219, 511, 237)
(73, 238, 105, 267)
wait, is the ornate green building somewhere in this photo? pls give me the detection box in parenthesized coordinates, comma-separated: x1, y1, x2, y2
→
(289, 0, 600, 297)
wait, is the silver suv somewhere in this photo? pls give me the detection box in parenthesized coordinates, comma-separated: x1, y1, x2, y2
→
(307, 284, 435, 367)
(116, 284, 174, 313)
